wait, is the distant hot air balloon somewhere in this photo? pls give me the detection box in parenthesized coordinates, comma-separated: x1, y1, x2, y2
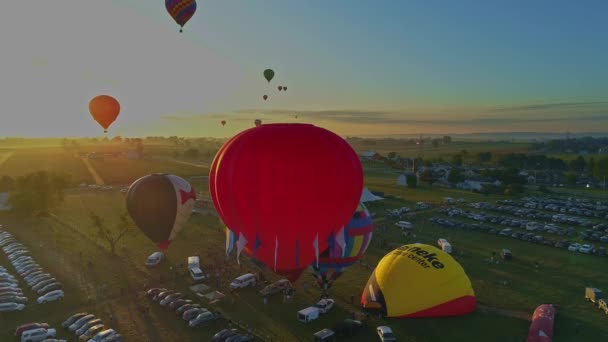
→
(254, 119, 262, 127)
(263, 69, 274, 82)
(362, 243, 476, 318)
(311, 202, 373, 289)
(210, 124, 363, 282)
(89, 95, 120, 134)
(283, 86, 287, 91)
(278, 86, 283, 91)
(295, 115, 298, 119)
(126, 174, 196, 250)
(165, 0, 197, 33)
(263, 95, 268, 101)
(221, 120, 226, 126)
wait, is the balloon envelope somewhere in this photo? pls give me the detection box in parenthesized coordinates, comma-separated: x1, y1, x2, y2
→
(89, 95, 120, 133)
(126, 174, 196, 250)
(263, 69, 274, 82)
(210, 124, 363, 282)
(361, 243, 476, 318)
(263, 95, 268, 100)
(165, 0, 197, 30)
(221, 120, 226, 126)
(311, 202, 373, 289)
(527, 304, 556, 342)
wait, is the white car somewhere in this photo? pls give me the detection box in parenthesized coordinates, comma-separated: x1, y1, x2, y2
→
(145, 252, 164, 268)
(394, 221, 413, 229)
(37, 290, 64, 304)
(189, 267, 206, 282)
(314, 298, 335, 314)
(568, 243, 581, 252)
(578, 244, 593, 253)
(230, 273, 256, 289)
(20, 328, 56, 342)
(376, 326, 397, 341)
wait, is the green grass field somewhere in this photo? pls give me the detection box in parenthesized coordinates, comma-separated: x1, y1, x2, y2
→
(0, 143, 606, 342)
(0, 147, 92, 185)
(350, 141, 530, 159)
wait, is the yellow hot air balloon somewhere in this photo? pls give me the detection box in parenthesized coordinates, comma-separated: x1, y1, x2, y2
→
(361, 243, 475, 318)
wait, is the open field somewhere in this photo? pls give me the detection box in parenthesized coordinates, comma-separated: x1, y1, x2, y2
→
(0, 143, 606, 342)
(349, 141, 531, 159)
(0, 147, 92, 185)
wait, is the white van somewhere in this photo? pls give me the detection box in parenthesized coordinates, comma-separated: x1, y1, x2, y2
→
(145, 252, 164, 268)
(189, 267, 206, 282)
(229, 273, 256, 289)
(187, 256, 200, 270)
(21, 328, 56, 342)
(297, 307, 320, 323)
(394, 221, 413, 229)
(437, 239, 452, 254)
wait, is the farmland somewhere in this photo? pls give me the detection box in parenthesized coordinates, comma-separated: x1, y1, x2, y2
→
(0, 141, 607, 342)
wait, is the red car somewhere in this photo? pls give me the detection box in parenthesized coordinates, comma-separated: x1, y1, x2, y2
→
(15, 323, 50, 337)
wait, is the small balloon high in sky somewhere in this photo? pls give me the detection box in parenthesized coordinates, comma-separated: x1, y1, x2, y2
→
(165, 0, 197, 33)
(89, 95, 120, 134)
(263, 69, 275, 82)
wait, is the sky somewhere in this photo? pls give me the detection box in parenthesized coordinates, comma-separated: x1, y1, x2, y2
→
(0, 0, 606, 138)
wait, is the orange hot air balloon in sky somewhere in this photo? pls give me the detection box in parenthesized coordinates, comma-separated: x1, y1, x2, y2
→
(89, 95, 120, 133)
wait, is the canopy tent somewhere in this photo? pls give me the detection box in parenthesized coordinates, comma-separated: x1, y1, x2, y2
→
(361, 187, 383, 203)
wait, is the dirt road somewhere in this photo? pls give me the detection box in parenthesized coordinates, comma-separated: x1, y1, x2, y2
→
(80, 156, 105, 185)
(0, 151, 14, 167)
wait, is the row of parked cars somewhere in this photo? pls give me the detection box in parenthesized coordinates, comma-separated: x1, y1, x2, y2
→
(14, 322, 62, 342)
(513, 196, 608, 218)
(62, 312, 121, 342)
(145, 288, 254, 341)
(430, 216, 607, 257)
(0, 228, 65, 306)
(442, 205, 608, 248)
(0, 263, 27, 312)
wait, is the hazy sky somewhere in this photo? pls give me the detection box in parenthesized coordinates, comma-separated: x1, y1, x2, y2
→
(0, 0, 606, 137)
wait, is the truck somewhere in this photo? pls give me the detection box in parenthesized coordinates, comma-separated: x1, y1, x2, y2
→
(585, 287, 604, 305)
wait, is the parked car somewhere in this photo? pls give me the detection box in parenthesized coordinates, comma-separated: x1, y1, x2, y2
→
(79, 325, 105, 342)
(394, 221, 413, 229)
(145, 288, 166, 299)
(63, 313, 89, 329)
(314, 298, 335, 314)
(212, 329, 239, 342)
(260, 279, 292, 297)
(37, 283, 62, 295)
(176, 303, 201, 315)
(15, 323, 50, 338)
(189, 267, 206, 282)
(153, 290, 175, 301)
(76, 319, 103, 336)
(86, 328, 117, 342)
(169, 299, 193, 310)
(183, 308, 209, 321)
(230, 274, 257, 289)
(145, 252, 164, 268)
(585, 287, 604, 304)
(160, 293, 184, 306)
(437, 238, 452, 254)
(225, 335, 254, 342)
(501, 249, 512, 260)
(376, 326, 397, 341)
(20, 328, 56, 342)
(579, 244, 593, 253)
(32, 279, 58, 292)
(0, 302, 25, 312)
(37, 290, 64, 304)
(189, 311, 222, 327)
(69, 314, 96, 332)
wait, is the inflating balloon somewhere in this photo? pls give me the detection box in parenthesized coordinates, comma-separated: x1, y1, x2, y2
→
(165, 0, 197, 33)
(263, 95, 268, 101)
(126, 174, 196, 250)
(362, 243, 476, 318)
(221, 120, 226, 126)
(210, 124, 363, 282)
(89, 95, 120, 134)
(254, 119, 262, 127)
(263, 69, 274, 82)
(527, 304, 556, 342)
(311, 202, 373, 289)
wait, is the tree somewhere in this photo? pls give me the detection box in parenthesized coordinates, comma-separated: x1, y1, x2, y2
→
(448, 168, 465, 184)
(451, 154, 463, 166)
(569, 155, 586, 172)
(387, 152, 396, 159)
(419, 170, 437, 187)
(406, 174, 418, 188)
(565, 173, 578, 186)
(9, 171, 70, 215)
(90, 211, 133, 255)
(0, 176, 15, 192)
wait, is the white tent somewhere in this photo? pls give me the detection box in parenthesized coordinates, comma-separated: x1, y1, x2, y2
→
(396, 174, 407, 187)
(361, 187, 383, 202)
(0, 193, 11, 211)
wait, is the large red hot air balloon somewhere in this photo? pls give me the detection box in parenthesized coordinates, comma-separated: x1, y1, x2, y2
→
(89, 95, 120, 133)
(210, 124, 363, 282)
